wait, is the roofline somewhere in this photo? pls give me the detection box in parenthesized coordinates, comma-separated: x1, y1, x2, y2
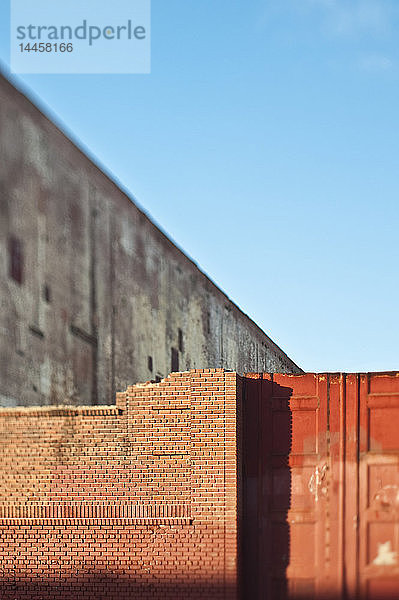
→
(0, 65, 302, 372)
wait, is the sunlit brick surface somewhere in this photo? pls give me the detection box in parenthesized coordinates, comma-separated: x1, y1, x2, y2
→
(0, 369, 239, 600)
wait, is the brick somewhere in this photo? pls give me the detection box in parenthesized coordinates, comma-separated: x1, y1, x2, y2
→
(0, 370, 240, 600)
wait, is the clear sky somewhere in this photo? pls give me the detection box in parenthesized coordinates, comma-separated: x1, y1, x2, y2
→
(1, 0, 399, 372)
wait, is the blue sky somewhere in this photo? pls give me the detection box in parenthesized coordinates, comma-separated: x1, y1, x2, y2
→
(1, 0, 399, 372)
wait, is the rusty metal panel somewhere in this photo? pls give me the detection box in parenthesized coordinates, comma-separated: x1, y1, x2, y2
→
(242, 372, 399, 600)
(271, 374, 329, 599)
(344, 373, 360, 599)
(243, 374, 329, 598)
(358, 373, 399, 599)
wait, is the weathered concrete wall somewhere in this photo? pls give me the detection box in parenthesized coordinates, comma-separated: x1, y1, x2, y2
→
(0, 73, 301, 407)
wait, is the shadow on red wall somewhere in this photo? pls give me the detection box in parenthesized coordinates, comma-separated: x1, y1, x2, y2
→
(241, 376, 294, 600)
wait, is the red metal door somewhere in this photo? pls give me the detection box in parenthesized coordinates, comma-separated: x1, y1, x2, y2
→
(358, 373, 399, 599)
(243, 373, 331, 599)
(269, 374, 330, 599)
(242, 372, 399, 600)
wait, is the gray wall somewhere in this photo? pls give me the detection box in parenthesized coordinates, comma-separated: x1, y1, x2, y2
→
(0, 74, 301, 407)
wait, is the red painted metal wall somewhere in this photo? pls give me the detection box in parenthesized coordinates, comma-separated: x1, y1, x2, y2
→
(242, 372, 399, 599)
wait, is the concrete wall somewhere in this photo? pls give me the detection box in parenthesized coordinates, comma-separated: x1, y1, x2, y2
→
(0, 73, 301, 407)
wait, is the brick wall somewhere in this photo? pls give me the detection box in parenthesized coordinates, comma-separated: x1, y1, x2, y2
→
(0, 369, 240, 599)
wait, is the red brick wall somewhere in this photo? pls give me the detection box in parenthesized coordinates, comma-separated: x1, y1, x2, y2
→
(0, 369, 240, 599)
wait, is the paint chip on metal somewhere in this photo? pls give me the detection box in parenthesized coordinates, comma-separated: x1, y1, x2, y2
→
(373, 541, 397, 566)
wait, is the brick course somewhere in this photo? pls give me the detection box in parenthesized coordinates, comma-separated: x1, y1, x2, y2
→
(0, 369, 240, 599)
